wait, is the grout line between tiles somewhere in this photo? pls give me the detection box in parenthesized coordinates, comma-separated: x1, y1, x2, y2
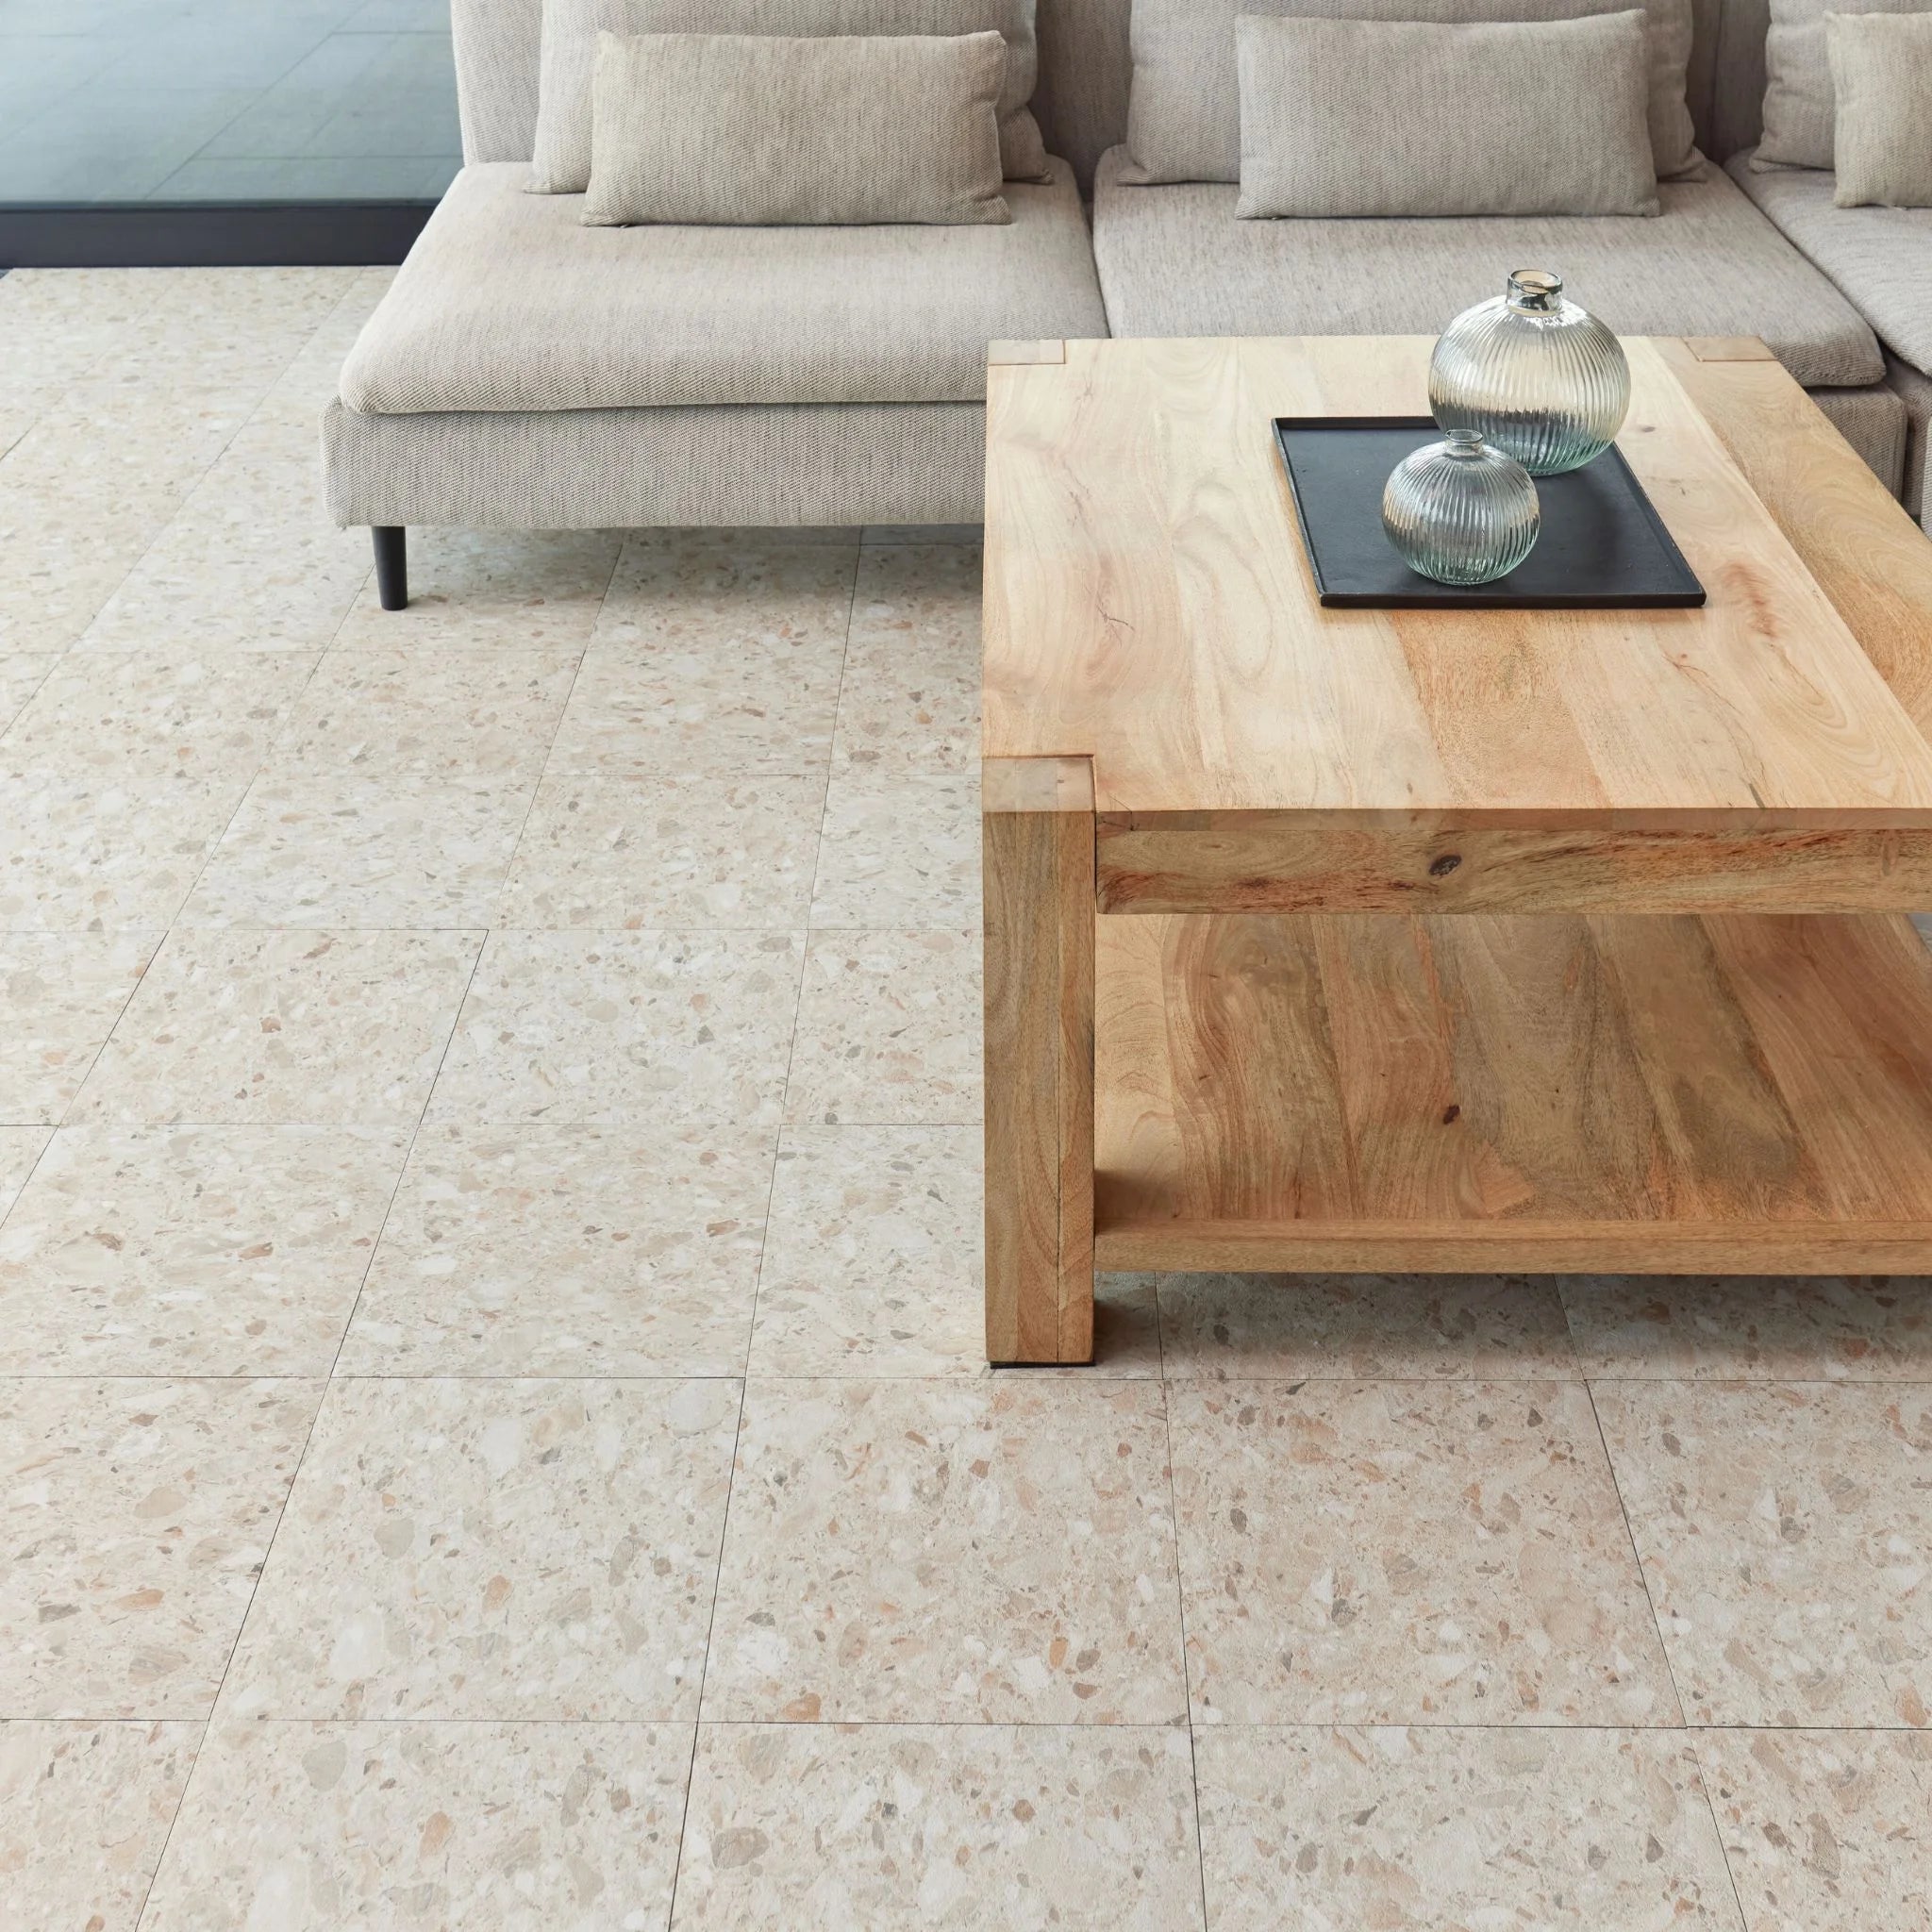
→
(1152, 1283, 1215, 1930)
(28, 1712, 1930, 1733)
(129, 921, 491, 1911)
(665, 541, 858, 1921)
(1583, 1377, 1693, 1730)
(1688, 1729, 1759, 1932)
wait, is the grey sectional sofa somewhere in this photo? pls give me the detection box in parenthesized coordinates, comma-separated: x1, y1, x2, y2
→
(323, 0, 1932, 608)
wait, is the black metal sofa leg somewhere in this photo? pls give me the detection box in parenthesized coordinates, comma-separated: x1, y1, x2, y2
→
(373, 525, 408, 610)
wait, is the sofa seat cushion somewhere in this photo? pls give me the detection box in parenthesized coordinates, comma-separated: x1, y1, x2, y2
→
(1090, 145, 1882, 389)
(340, 158, 1108, 414)
(1730, 154, 1932, 379)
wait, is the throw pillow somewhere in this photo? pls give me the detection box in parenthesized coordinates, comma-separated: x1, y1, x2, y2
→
(1756, 0, 1926, 170)
(529, 0, 1050, 192)
(1234, 12, 1659, 217)
(580, 30, 1011, 225)
(1122, 0, 1700, 186)
(1827, 10, 1932, 205)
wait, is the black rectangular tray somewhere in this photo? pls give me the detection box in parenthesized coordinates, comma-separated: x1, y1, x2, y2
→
(1273, 416, 1706, 609)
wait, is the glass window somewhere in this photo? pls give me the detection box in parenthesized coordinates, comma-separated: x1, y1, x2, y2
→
(0, 0, 461, 205)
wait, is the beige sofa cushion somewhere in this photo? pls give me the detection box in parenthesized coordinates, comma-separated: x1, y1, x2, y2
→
(1234, 12, 1657, 219)
(582, 31, 1009, 226)
(1730, 152, 1932, 375)
(1826, 12, 1932, 208)
(1755, 0, 1927, 171)
(338, 159, 1106, 414)
(1122, 0, 1700, 186)
(529, 0, 1051, 191)
(1090, 145, 1882, 388)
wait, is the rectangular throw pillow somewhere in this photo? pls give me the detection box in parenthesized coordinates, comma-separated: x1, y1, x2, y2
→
(1235, 12, 1659, 217)
(1827, 10, 1932, 205)
(1124, 0, 1699, 186)
(1756, 0, 1926, 169)
(581, 29, 1011, 225)
(530, 0, 1050, 192)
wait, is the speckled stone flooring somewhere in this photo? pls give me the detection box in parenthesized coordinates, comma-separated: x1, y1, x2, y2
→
(1, 268, 1928, 1930)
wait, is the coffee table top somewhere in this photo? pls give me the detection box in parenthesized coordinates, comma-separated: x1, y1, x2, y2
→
(982, 335, 1932, 825)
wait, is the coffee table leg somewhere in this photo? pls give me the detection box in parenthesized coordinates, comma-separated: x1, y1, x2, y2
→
(983, 756, 1095, 1363)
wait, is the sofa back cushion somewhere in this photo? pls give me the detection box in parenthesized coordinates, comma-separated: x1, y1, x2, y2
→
(581, 29, 1012, 225)
(1234, 11, 1659, 216)
(1755, 0, 1929, 170)
(446, 0, 1787, 192)
(1122, 0, 1700, 185)
(529, 0, 1050, 192)
(1824, 9, 1932, 205)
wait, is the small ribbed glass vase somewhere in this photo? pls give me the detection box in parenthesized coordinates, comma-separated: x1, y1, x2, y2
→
(1382, 429, 1541, 586)
(1428, 269, 1631, 475)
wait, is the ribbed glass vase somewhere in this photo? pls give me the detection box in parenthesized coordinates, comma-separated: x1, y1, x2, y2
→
(1381, 429, 1541, 586)
(1428, 269, 1631, 475)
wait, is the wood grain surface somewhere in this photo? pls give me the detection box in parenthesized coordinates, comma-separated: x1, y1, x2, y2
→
(1661, 339, 1932, 741)
(983, 335, 1932, 824)
(1094, 815, 1932, 913)
(1092, 910, 1932, 1272)
(983, 756, 1095, 1362)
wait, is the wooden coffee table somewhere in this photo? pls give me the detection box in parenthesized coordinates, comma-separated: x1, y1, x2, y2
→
(981, 334, 1932, 1363)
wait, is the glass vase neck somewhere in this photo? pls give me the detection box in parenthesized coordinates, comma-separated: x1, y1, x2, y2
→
(1506, 269, 1564, 314)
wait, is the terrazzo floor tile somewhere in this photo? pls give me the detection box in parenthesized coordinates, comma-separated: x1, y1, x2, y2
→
(597, 532, 858, 651)
(222, 1376, 740, 1721)
(426, 928, 804, 1126)
(830, 542, 981, 775)
(339, 1123, 771, 1376)
(178, 769, 537, 928)
(264, 645, 581, 781)
(1592, 1380, 1932, 1727)
(1193, 1726, 1740, 1932)
(705, 1377, 1187, 1724)
(784, 926, 981, 1124)
(0, 1126, 48, 1223)
(68, 928, 481, 1126)
(673, 1723, 1203, 1931)
(330, 526, 625, 650)
(0, 652, 55, 730)
(0, 489, 184, 654)
(0, 650, 314, 784)
(1155, 1271, 1579, 1381)
(0, 1376, 320, 1718)
(497, 773, 824, 929)
(748, 1125, 984, 1377)
(0, 1126, 408, 1377)
(1560, 1274, 1932, 1380)
(77, 488, 375, 655)
(1695, 1727, 1932, 1932)
(550, 632, 849, 778)
(140, 1718, 691, 1932)
(546, 536, 857, 776)
(811, 774, 981, 927)
(0, 931, 159, 1124)
(0, 1719, 199, 1932)
(1166, 1379, 1675, 1726)
(0, 773, 252, 930)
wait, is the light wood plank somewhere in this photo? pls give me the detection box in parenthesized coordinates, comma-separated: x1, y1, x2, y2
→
(986, 339, 1066, 366)
(1685, 336, 1778, 362)
(1661, 340, 1932, 740)
(1092, 910, 1932, 1274)
(1093, 816, 1932, 913)
(983, 756, 1094, 1363)
(984, 336, 1932, 822)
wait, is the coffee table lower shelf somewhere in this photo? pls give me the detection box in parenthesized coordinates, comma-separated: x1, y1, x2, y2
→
(1091, 909, 1932, 1276)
